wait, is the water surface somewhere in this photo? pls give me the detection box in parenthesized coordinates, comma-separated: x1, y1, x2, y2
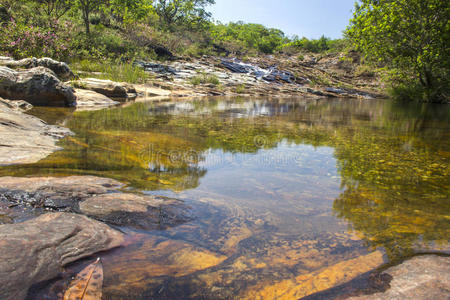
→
(2, 97, 449, 299)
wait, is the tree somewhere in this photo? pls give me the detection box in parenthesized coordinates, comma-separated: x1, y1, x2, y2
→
(77, 0, 106, 34)
(346, 0, 449, 102)
(35, 0, 73, 20)
(153, 0, 214, 27)
(107, 0, 153, 25)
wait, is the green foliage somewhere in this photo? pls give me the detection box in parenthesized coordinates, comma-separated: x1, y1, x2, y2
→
(108, 0, 154, 25)
(189, 72, 219, 86)
(347, 0, 450, 103)
(282, 36, 347, 54)
(76, 0, 108, 34)
(153, 0, 214, 28)
(34, 0, 73, 20)
(0, 18, 73, 59)
(211, 21, 288, 54)
(234, 84, 246, 94)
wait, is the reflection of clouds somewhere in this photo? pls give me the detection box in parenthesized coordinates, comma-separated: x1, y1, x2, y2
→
(195, 143, 338, 178)
(148, 99, 306, 118)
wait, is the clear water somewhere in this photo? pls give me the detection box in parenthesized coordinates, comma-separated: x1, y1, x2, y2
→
(2, 97, 449, 299)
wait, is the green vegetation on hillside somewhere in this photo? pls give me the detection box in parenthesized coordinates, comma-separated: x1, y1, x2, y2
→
(0, 0, 342, 61)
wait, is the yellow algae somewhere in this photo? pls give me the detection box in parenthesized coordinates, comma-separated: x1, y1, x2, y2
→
(242, 251, 384, 300)
(219, 224, 253, 255)
(104, 235, 227, 294)
(168, 247, 227, 272)
(66, 136, 90, 148)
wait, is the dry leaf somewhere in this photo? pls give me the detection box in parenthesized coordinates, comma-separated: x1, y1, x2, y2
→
(63, 258, 103, 300)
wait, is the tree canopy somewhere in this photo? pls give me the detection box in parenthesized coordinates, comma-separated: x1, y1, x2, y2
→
(346, 0, 450, 103)
(153, 0, 214, 27)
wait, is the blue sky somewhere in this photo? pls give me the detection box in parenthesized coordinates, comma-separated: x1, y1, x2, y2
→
(209, 0, 356, 39)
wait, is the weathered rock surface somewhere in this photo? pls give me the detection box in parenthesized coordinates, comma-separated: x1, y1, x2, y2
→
(0, 212, 124, 300)
(74, 88, 119, 111)
(135, 55, 381, 99)
(0, 98, 72, 165)
(80, 193, 193, 229)
(349, 255, 450, 300)
(0, 176, 193, 229)
(72, 78, 137, 99)
(0, 66, 76, 106)
(0, 56, 75, 80)
(0, 97, 33, 111)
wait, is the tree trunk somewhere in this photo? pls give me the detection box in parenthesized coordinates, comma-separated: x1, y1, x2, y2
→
(82, 7, 90, 35)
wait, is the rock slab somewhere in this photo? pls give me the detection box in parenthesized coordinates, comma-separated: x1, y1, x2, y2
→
(0, 176, 193, 229)
(74, 88, 119, 111)
(0, 98, 72, 165)
(349, 255, 450, 300)
(72, 78, 137, 99)
(0, 212, 124, 300)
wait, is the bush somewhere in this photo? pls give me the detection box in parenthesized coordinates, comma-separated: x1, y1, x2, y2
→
(189, 73, 220, 86)
(0, 18, 73, 59)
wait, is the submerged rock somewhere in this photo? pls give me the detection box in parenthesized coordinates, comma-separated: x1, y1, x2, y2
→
(0, 66, 76, 106)
(0, 212, 124, 300)
(0, 176, 193, 230)
(349, 255, 450, 300)
(0, 98, 72, 165)
(80, 193, 193, 230)
(0, 57, 75, 80)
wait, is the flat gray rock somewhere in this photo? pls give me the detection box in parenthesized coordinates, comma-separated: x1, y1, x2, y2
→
(72, 78, 136, 99)
(74, 88, 119, 111)
(0, 98, 72, 165)
(349, 255, 450, 300)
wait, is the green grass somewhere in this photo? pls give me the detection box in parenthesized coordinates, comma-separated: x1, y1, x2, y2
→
(189, 73, 220, 86)
(235, 84, 246, 94)
(71, 59, 150, 84)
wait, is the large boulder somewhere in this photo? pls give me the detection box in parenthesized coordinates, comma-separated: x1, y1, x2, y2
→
(349, 255, 450, 300)
(72, 78, 137, 99)
(0, 66, 76, 106)
(0, 57, 75, 80)
(0, 212, 124, 300)
(0, 98, 72, 165)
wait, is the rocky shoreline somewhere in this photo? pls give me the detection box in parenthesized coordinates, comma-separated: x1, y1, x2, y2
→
(0, 57, 447, 299)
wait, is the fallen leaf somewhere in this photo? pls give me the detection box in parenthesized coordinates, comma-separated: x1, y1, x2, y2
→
(63, 258, 103, 300)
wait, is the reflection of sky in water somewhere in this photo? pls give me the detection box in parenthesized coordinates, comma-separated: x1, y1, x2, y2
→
(146, 142, 343, 235)
(148, 99, 307, 117)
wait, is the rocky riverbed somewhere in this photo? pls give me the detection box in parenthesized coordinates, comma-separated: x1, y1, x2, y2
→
(134, 52, 382, 99)
(0, 56, 448, 299)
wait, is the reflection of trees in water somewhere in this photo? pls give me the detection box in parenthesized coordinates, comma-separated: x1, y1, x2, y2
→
(328, 102, 450, 260)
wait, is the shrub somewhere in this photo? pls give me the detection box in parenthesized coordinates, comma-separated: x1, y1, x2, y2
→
(189, 73, 219, 86)
(0, 18, 73, 59)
